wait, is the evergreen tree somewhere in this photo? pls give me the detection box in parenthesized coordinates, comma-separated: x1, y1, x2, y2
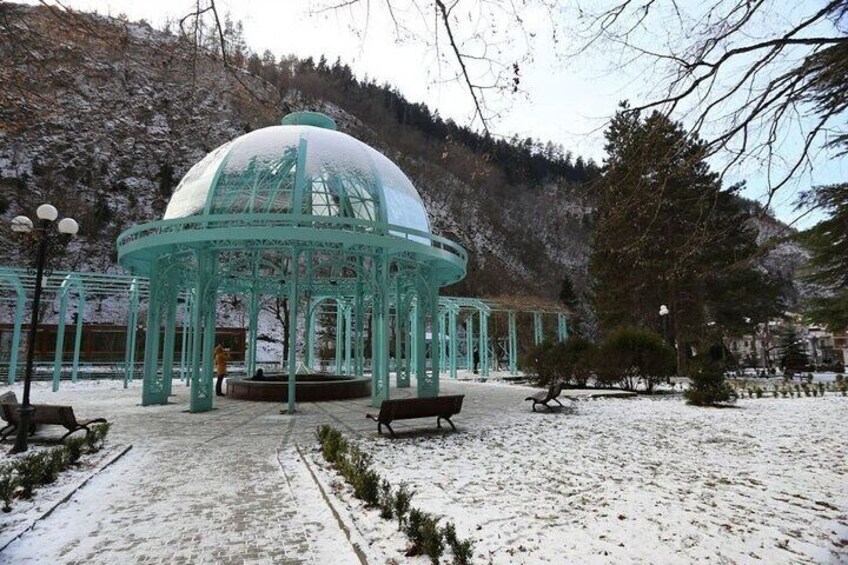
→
(558, 276, 579, 310)
(778, 326, 808, 372)
(796, 183, 848, 331)
(590, 105, 774, 373)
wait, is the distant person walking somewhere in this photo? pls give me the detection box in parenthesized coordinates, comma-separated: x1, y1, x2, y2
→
(214, 344, 229, 397)
(473, 347, 480, 374)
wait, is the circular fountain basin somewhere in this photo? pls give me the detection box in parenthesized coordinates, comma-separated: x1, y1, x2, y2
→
(226, 373, 371, 402)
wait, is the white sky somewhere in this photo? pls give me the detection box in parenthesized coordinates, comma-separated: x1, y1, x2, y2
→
(23, 0, 847, 227)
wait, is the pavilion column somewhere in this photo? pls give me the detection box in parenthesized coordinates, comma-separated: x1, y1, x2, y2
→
(305, 296, 316, 371)
(508, 311, 518, 376)
(246, 287, 260, 379)
(160, 281, 179, 398)
(414, 294, 428, 396)
(354, 258, 365, 377)
(286, 247, 300, 414)
(344, 302, 352, 375)
(142, 261, 167, 406)
(396, 296, 410, 388)
(448, 306, 458, 379)
(181, 290, 194, 386)
(334, 299, 344, 375)
(123, 278, 140, 388)
(393, 277, 403, 378)
(371, 253, 390, 407)
(179, 290, 192, 383)
(190, 250, 216, 413)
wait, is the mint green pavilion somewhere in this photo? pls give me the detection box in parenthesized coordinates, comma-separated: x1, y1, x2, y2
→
(117, 112, 467, 413)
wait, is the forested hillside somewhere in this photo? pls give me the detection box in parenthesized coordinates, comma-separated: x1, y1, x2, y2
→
(0, 3, 804, 329)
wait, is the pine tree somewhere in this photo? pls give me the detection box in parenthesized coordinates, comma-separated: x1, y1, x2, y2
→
(796, 183, 848, 331)
(590, 105, 775, 373)
(778, 326, 808, 372)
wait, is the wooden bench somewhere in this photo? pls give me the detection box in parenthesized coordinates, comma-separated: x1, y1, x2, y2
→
(367, 395, 464, 437)
(525, 381, 566, 411)
(0, 403, 106, 441)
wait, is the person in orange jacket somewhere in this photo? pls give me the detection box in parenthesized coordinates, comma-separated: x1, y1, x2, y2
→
(214, 344, 230, 397)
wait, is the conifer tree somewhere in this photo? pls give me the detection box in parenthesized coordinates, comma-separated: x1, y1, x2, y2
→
(590, 105, 780, 373)
(796, 183, 848, 331)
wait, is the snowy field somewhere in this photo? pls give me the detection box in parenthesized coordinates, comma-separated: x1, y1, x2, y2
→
(0, 377, 845, 564)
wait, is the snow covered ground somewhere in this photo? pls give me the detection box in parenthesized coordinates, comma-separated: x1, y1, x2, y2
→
(0, 378, 845, 564)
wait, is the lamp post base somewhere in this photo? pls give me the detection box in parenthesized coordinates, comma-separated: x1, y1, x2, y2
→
(10, 404, 34, 454)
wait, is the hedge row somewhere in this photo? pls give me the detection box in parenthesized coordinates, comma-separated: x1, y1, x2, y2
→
(316, 425, 474, 564)
(0, 423, 110, 512)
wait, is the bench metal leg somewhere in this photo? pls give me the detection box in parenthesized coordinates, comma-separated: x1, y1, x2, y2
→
(554, 399, 564, 407)
(0, 424, 15, 441)
(437, 416, 457, 432)
(61, 426, 89, 441)
(383, 422, 395, 438)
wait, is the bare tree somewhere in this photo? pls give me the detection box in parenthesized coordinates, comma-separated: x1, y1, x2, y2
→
(307, 1, 845, 200)
(570, 0, 847, 202)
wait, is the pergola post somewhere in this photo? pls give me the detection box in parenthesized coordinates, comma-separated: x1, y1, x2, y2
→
(448, 305, 458, 379)
(124, 278, 139, 388)
(53, 275, 84, 390)
(438, 309, 447, 375)
(0, 270, 25, 384)
(414, 294, 427, 396)
(508, 311, 518, 375)
(466, 313, 474, 371)
(557, 313, 568, 342)
(534, 312, 543, 345)
(70, 285, 84, 384)
(479, 309, 489, 377)
(286, 248, 300, 414)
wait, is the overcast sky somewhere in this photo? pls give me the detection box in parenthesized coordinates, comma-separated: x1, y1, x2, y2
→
(25, 0, 847, 227)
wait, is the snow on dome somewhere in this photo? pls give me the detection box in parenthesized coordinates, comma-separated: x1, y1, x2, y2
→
(163, 114, 431, 238)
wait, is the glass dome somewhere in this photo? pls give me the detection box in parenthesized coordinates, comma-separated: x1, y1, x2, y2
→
(163, 113, 431, 237)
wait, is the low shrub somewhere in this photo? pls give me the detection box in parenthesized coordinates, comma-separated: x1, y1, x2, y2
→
(65, 436, 87, 464)
(685, 368, 737, 406)
(394, 482, 414, 528)
(755, 387, 763, 399)
(0, 465, 17, 512)
(44, 447, 69, 483)
(15, 452, 49, 499)
(595, 327, 674, 392)
(379, 479, 394, 519)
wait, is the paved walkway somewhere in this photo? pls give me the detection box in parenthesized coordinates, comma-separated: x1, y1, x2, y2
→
(0, 375, 526, 564)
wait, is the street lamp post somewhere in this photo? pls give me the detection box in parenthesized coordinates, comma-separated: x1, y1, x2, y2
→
(659, 305, 670, 345)
(9, 204, 78, 454)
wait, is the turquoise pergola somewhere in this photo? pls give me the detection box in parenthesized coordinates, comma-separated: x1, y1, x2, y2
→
(0, 267, 149, 388)
(0, 270, 571, 399)
(117, 112, 467, 413)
